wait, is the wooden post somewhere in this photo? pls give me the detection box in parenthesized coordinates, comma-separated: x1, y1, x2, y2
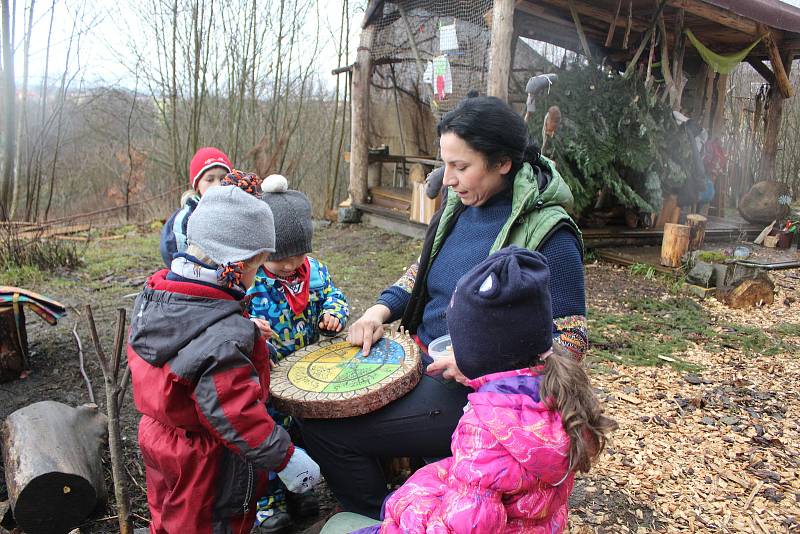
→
(349, 26, 375, 205)
(487, 0, 515, 102)
(686, 214, 707, 251)
(760, 48, 793, 181)
(661, 223, 691, 267)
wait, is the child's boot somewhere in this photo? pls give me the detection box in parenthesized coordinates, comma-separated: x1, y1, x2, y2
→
(254, 490, 292, 534)
(287, 488, 320, 518)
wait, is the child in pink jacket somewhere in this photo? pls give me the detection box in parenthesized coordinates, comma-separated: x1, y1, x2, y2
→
(355, 246, 615, 534)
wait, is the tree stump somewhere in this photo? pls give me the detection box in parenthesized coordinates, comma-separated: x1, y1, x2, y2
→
(718, 275, 775, 309)
(0, 308, 27, 383)
(1, 401, 108, 534)
(686, 214, 707, 251)
(660, 223, 691, 267)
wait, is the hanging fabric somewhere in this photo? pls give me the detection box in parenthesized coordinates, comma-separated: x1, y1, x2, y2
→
(684, 29, 762, 74)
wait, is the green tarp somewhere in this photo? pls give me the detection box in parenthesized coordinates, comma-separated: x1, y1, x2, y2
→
(684, 29, 763, 74)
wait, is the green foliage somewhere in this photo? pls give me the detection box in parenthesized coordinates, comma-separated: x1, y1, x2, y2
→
(531, 63, 694, 215)
(629, 262, 656, 280)
(719, 324, 797, 356)
(1, 229, 83, 281)
(696, 251, 727, 263)
(588, 296, 794, 368)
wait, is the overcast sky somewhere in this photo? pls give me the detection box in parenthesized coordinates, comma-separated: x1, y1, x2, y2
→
(11, 0, 365, 91)
(10, 0, 800, 90)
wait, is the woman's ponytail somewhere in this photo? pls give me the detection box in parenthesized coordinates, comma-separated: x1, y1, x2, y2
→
(540, 349, 617, 473)
(523, 137, 542, 167)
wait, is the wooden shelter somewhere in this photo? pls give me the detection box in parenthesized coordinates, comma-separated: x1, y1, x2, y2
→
(341, 0, 800, 243)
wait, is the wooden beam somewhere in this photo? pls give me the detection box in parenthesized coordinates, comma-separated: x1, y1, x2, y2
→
(658, 16, 678, 107)
(623, 0, 632, 49)
(487, 0, 516, 102)
(567, 0, 593, 60)
(349, 27, 375, 205)
(622, 0, 668, 79)
(515, 1, 581, 31)
(747, 58, 775, 86)
(760, 48, 793, 180)
(534, 0, 649, 33)
(671, 8, 686, 109)
(668, 0, 758, 35)
(605, 0, 623, 48)
(761, 26, 793, 98)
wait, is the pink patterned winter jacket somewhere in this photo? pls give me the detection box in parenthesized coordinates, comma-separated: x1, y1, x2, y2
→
(380, 367, 574, 534)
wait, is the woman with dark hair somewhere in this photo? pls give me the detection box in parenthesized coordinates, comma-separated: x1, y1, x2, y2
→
(298, 95, 587, 519)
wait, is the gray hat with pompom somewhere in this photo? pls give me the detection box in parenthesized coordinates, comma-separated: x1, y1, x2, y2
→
(187, 185, 275, 265)
(261, 174, 313, 261)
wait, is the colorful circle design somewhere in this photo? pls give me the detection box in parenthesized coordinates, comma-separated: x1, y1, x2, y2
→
(287, 339, 405, 393)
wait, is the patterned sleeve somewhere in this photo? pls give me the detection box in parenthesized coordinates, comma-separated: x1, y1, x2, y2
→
(246, 268, 272, 320)
(319, 262, 350, 327)
(538, 228, 589, 362)
(391, 260, 420, 294)
(376, 259, 419, 322)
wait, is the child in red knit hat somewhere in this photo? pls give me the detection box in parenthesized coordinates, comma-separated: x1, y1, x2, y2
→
(159, 147, 232, 267)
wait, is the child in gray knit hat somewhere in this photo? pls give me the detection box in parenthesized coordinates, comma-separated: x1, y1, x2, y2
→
(128, 186, 321, 534)
(247, 175, 350, 532)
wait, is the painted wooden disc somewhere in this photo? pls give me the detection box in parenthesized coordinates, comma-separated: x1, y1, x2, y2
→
(270, 332, 421, 418)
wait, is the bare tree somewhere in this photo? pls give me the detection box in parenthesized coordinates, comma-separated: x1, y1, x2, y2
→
(1, 0, 16, 217)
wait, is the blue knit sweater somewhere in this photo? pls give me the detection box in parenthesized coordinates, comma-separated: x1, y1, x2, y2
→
(378, 190, 585, 347)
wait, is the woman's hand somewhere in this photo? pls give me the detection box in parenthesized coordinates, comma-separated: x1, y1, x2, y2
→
(319, 313, 342, 332)
(346, 304, 391, 355)
(426, 354, 469, 385)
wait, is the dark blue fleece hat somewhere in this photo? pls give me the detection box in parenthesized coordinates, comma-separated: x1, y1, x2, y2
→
(446, 246, 553, 379)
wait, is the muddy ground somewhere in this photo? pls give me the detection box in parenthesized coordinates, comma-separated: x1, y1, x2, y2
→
(1, 222, 798, 533)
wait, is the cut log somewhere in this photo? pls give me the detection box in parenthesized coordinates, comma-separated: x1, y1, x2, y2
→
(718, 275, 775, 309)
(0, 307, 27, 383)
(660, 223, 690, 268)
(686, 214, 707, 251)
(1, 401, 107, 534)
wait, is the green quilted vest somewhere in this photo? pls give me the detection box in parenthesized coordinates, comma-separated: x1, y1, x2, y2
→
(430, 158, 582, 262)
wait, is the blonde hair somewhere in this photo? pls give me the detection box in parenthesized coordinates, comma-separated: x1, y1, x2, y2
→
(180, 189, 197, 207)
(540, 349, 617, 473)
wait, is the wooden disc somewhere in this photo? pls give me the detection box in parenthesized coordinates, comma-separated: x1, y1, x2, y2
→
(270, 332, 421, 419)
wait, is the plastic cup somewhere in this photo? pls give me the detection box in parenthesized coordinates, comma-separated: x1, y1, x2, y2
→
(427, 334, 453, 362)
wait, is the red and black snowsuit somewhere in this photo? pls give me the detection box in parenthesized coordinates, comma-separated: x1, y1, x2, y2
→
(127, 270, 294, 534)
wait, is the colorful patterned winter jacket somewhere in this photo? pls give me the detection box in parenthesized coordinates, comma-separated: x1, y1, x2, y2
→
(247, 256, 349, 359)
(379, 367, 574, 534)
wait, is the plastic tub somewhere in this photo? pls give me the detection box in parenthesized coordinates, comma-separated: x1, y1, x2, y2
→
(427, 334, 453, 361)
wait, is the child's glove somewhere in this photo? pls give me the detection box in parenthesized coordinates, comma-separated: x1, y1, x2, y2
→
(278, 447, 320, 493)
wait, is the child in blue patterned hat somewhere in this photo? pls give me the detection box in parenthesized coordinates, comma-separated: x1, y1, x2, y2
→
(248, 174, 349, 533)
